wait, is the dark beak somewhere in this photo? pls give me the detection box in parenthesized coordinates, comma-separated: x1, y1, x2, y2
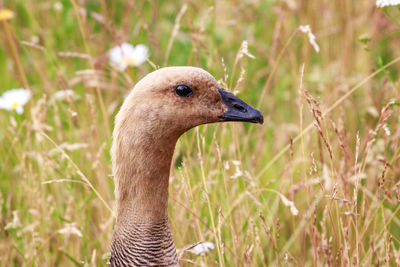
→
(218, 89, 264, 124)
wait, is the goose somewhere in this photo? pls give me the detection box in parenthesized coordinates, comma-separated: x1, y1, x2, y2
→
(109, 66, 263, 266)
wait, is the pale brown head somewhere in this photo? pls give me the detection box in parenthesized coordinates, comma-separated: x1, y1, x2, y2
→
(116, 66, 263, 140)
(110, 66, 263, 265)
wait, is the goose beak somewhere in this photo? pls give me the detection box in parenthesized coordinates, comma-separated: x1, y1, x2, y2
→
(218, 89, 264, 124)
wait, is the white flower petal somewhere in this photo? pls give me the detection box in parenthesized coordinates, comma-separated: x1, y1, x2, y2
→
(116, 62, 128, 72)
(132, 44, 149, 66)
(109, 46, 123, 63)
(120, 43, 136, 55)
(2, 89, 31, 103)
(190, 242, 215, 256)
(108, 43, 149, 71)
(19, 91, 31, 105)
(0, 98, 11, 110)
(109, 43, 133, 72)
(16, 106, 23, 114)
(377, 0, 400, 7)
(0, 89, 31, 113)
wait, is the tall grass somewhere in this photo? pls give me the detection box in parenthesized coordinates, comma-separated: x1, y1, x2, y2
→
(1, 0, 400, 266)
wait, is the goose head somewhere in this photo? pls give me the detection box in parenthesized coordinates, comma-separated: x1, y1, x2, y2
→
(117, 66, 263, 140)
(110, 66, 263, 266)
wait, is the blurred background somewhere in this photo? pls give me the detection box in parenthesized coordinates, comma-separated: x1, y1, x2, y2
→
(1, 0, 400, 266)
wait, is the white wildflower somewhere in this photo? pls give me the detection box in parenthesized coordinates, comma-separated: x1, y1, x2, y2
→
(190, 242, 215, 256)
(377, 0, 400, 7)
(279, 194, 299, 216)
(53, 89, 80, 102)
(108, 43, 149, 72)
(299, 25, 320, 53)
(0, 89, 31, 114)
(58, 223, 82, 237)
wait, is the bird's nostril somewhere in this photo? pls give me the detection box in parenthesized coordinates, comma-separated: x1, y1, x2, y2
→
(233, 103, 247, 113)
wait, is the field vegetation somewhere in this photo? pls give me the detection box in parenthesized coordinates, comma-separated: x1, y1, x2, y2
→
(1, 0, 400, 266)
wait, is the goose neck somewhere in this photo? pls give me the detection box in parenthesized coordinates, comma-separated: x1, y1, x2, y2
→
(110, 128, 179, 266)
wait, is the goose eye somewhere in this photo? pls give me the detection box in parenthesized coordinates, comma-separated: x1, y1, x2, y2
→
(175, 85, 193, 97)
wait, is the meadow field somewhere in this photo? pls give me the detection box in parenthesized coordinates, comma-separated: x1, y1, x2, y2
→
(1, 0, 400, 266)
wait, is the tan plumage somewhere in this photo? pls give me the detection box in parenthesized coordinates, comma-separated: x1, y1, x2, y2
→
(109, 66, 263, 266)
